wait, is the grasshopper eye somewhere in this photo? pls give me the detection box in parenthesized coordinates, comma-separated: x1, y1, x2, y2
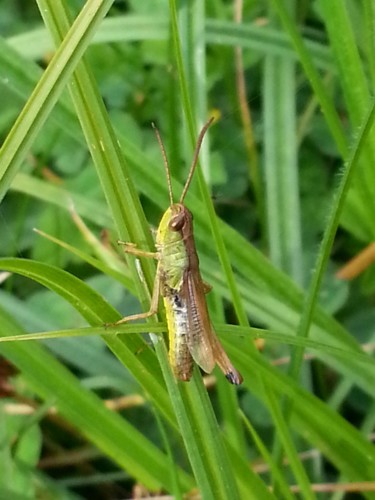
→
(169, 213, 185, 231)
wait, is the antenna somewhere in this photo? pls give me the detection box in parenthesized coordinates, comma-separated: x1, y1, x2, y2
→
(179, 117, 214, 204)
(152, 122, 174, 206)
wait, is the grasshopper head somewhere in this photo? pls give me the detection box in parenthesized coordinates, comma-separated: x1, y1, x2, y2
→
(156, 203, 192, 246)
(169, 203, 192, 232)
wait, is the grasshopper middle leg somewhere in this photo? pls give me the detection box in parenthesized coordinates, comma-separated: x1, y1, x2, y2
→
(111, 241, 161, 325)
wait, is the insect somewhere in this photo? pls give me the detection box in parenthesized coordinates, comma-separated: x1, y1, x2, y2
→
(116, 118, 243, 385)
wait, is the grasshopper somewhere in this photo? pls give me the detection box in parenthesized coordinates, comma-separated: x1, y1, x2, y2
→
(117, 118, 243, 385)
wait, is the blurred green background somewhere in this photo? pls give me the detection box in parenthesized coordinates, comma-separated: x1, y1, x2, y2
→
(0, 1, 374, 499)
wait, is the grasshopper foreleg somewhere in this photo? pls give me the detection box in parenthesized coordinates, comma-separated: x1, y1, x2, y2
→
(118, 240, 159, 259)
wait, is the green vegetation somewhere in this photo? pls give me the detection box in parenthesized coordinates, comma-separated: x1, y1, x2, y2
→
(0, 0, 374, 498)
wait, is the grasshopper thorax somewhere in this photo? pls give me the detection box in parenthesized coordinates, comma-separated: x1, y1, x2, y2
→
(155, 203, 194, 254)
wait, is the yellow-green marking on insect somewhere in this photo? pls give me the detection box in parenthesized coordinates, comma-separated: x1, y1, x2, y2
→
(116, 118, 243, 385)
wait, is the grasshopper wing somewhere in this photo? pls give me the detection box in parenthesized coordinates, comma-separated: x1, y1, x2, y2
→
(185, 271, 216, 373)
(211, 334, 243, 385)
(185, 271, 243, 385)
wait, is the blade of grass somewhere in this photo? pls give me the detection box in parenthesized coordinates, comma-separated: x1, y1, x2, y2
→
(230, 346, 375, 483)
(34, 0, 185, 468)
(240, 410, 295, 500)
(0, 323, 166, 343)
(0, 305, 193, 491)
(0, 257, 174, 426)
(171, 2, 310, 497)
(213, 289, 246, 457)
(1, 322, 373, 370)
(317, 0, 375, 233)
(288, 98, 375, 381)
(170, 1, 246, 497)
(263, 384, 315, 499)
(178, 0, 247, 463)
(272, 97, 375, 470)
(151, 405, 183, 500)
(33, 228, 134, 291)
(270, 0, 375, 242)
(178, 373, 274, 500)
(36, 0, 156, 295)
(1, 259, 373, 488)
(0, 0, 114, 203)
(163, 2, 246, 497)
(186, 2, 248, 470)
(159, 352, 243, 500)
(364, 0, 375, 85)
(234, 0, 264, 245)
(263, 22, 303, 284)
(269, 0, 347, 156)
(7, 17, 334, 72)
(264, 5, 308, 485)
(169, 0, 252, 336)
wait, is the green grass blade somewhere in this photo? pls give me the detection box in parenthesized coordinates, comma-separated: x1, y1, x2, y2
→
(232, 348, 375, 483)
(0, 256, 175, 426)
(7, 17, 334, 72)
(263, 385, 315, 499)
(263, 38, 303, 284)
(318, 0, 375, 235)
(289, 99, 375, 379)
(0, 306, 192, 491)
(269, 0, 347, 156)
(0, 0, 114, 203)
(240, 411, 295, 500)
(1, 323, 373, 371)
(170, 0, 251, 330)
